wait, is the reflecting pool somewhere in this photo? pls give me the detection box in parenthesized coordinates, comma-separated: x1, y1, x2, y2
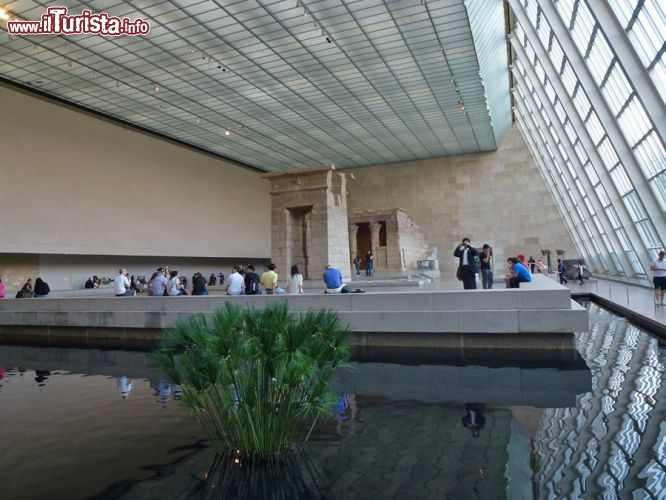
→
(0, 302, 664, 499)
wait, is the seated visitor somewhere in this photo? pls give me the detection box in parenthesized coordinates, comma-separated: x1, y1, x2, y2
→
(114, 269, 136, 297)
(17, 278, 34, 298)
(260, 263, 285, 294)
(33, 277, 50, 297)
(85, 277, 95, 289)
(146, 271, 159, 296)
(167, 270, 187, 296)
(191, 272, 209, 296)
(152, 267, 168, 296)
(323, 264, 345, 293)
(244, 264, 261, 295)
(288, 265, 304, 295)
(226, 265, 245, 295)
(208, 273, 217, 286)
(507, 257, 532, 288)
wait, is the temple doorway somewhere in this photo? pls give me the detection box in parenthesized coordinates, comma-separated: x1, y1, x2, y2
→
(356, 222, 371, 269)
(287, 206, 312, 279)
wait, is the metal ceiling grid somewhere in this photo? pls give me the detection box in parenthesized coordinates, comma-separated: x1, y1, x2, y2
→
(0, 0, 510, 171)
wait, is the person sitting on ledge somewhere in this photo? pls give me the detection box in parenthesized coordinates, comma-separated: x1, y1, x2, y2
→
(33, 277, 50, 297)
(191, 272, 209, 296)
(17, 279, 34, 298)
(323, 264, 346, 293)
(261, 263, 285, 294)
(85, 277, 95, 289)
(114, 269, 136, 297)
(167, 270, 187, 296)
(507, 257, 532, 288)
(225, 265, 245, 295)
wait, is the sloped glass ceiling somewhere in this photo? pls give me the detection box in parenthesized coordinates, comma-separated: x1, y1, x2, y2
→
(509, 0, 665, 282)
(0, 0, 509, 172)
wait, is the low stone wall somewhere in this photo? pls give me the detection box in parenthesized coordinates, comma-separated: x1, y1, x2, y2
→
(0, 276, 587, 349)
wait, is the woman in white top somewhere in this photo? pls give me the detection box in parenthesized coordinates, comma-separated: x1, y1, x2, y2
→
(167, 270, 187, 296)
(288, 265, 304, 295)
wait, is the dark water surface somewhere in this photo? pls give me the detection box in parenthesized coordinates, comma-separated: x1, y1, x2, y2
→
(0, 302, 664, 499)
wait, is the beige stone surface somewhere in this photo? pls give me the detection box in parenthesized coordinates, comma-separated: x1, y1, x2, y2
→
(264, 167, 351, 280)
(345, 126, 576, 275)
(0, 254, 39, 294)
(0, 83, 271, 259)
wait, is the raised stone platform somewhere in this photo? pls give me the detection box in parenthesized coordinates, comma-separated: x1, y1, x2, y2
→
(0, 276, 587, 349)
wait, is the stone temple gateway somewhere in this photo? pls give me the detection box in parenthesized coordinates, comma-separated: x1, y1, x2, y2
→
(264, 165, 433, 279)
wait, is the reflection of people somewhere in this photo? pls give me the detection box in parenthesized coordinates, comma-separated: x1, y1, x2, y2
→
(462, 403, 486, 438)
(650, 250, 666, 306)
(117, 376, 133, 399)
(34, 369, 51, 387)
(454, 238, 478, 290)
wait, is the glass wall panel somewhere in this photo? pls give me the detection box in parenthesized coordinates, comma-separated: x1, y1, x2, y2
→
(510, 0, 664, 282)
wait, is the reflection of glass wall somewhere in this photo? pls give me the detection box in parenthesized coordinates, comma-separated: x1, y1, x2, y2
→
(533, 303, 665, 498)
(509, 0, 666, 283)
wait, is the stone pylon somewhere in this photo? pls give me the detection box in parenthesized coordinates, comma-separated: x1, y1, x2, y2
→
(263, 165, 351, 281)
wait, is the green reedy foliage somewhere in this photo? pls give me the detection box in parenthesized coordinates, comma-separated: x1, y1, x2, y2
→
(151, 303, 350, 460)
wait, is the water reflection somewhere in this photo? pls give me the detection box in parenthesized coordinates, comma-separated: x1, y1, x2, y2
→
(116, 376, 133, 399)
(533, 302, 666, 499)
(462, 403, 486, 438)
(0, 302, 664, 499)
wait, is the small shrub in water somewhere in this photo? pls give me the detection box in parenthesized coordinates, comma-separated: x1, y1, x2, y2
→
(151, 303, 350, 499)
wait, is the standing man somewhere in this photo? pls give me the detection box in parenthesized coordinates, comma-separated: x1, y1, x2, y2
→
(323, 264, 345, 293)
(365, 250, 374, 277)
(114, 268, 136, 297)
(480, 244, 494, 289)
(454, 238, 479, 290)
(527, 256, 536, 274)
(557, 259, 568, 285)
(353, 254, 362, 277)
(650, 250, 666, 305)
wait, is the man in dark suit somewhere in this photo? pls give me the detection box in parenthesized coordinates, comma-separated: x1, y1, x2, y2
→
(454, 237, 479, 289)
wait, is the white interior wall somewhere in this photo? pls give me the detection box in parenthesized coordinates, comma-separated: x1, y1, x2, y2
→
(0, 83, 271, 259)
